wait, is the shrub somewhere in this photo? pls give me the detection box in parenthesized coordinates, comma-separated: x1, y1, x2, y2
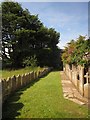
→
(23, 55, 37, 68)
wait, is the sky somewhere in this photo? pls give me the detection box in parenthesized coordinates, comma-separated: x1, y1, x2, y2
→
(0, 0, 88, 49)
(19, 2, 88, 49)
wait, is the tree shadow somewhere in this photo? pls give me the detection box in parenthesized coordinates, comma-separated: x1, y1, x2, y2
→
(2, 92, 23, 119)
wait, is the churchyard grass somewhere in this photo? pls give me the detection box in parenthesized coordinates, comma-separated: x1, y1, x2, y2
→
(3, 71, 88, 118)
(0, 66, 43, 79)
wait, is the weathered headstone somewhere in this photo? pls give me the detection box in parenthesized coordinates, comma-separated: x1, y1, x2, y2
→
(84, 72, 90, 98)
(79, 66, 84, 96)
(84, 83, 90, 99)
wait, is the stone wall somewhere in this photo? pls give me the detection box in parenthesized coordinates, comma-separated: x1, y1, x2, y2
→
(1, 67, 52, 103)
(64, 64, 90, 99)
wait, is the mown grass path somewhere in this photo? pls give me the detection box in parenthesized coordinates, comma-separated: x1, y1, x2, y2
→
(3, 71, 88, 118)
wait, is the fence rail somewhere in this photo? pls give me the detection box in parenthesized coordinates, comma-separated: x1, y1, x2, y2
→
(1, 67, 52, 103)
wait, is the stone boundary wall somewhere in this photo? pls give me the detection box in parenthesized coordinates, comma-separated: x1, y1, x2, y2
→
(1, 67, 52, 103)
(63, 64, 90, 99)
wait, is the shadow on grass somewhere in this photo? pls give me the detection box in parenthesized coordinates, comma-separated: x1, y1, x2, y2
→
(2, 92, 23, 119)
(2, 71, 50, 119)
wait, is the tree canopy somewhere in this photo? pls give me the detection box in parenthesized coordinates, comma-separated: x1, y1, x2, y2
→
(2, 1, 61, 69)
(62, 35, 90, 67)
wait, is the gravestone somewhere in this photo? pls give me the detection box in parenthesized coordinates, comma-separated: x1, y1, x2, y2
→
(79, 66, 84, 96)
(84, 72, 90, 98)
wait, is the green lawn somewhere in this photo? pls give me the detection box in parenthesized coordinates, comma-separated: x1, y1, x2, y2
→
(0, 67, 43, 79)
(3, 71, 88, 118)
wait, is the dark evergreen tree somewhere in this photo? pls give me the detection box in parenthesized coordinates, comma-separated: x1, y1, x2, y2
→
(2, 1, 60, 69)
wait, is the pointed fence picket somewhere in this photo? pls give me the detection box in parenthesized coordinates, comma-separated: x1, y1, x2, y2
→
(1, 67, 52, 103)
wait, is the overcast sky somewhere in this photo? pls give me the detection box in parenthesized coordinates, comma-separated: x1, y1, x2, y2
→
(0, 0, 88, 49)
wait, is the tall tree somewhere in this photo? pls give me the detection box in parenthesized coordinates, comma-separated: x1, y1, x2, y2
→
(2, 1, 60, 69)
(2, 2, 43, 68)
(62, 35, 90, 67)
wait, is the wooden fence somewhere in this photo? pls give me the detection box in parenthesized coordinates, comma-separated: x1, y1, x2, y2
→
(1, 67, 52, 103)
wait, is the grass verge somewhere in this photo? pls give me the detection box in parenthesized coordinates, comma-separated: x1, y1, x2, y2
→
(0, 66, 43, 79)
(3, 71, 88, 118)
